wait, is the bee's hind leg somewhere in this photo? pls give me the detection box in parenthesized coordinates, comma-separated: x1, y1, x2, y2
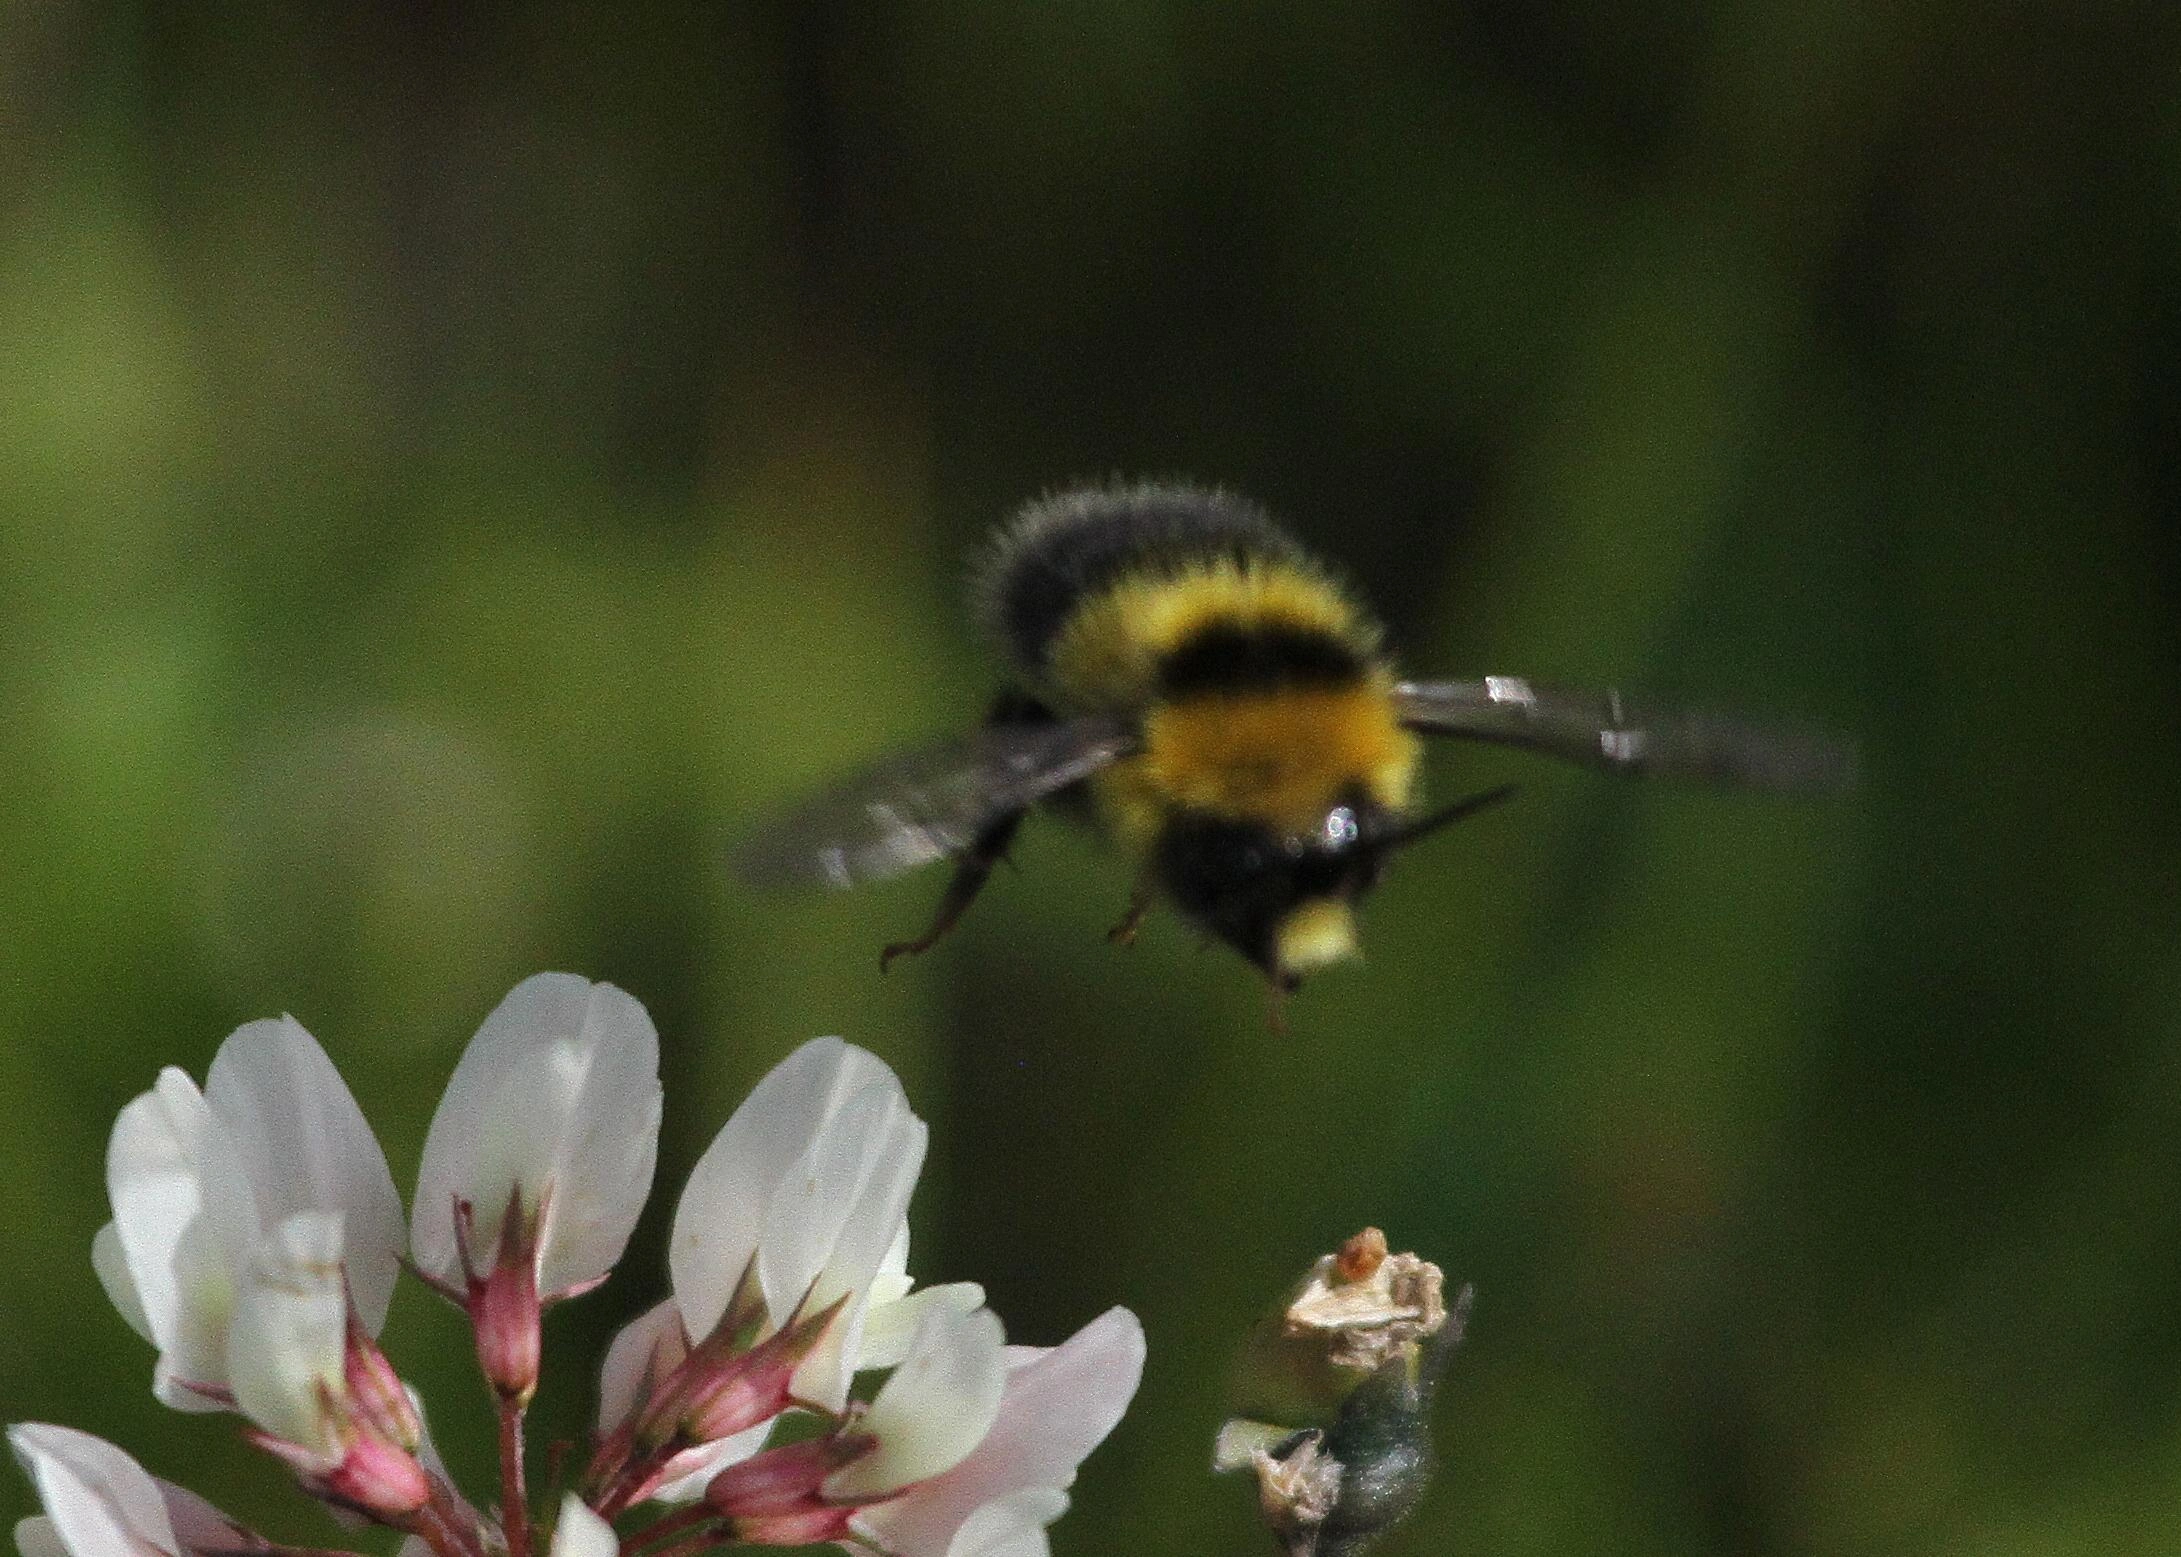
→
(879, 810, 1025, 972)
(1105, 887, 1153, 947)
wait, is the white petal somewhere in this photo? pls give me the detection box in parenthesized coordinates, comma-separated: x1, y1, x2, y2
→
(148, 1225, 238, 1412)
(805, 1296, 876, 1419)
(860, 1283, 987, 1372)
(527, 984, 661, 1295)
(152, 1484, 245, 1555)
(969, 1308, 1144, 1490)
(759, 1086, 927, 1412)
(413, 975, 661, 1296)
(943, 1490, 1068, 1557)
(849, 1309, 1143, 1557)
(757, 1086, 922, 1321)
(204, 1019, 403, 1334)
(106, 1066, 270, 1407)
(15, 1517, 67, 1557)
(225, 1214, 348, 1461)
(7, 1425, 176, 1557)
(104, 1073, 218, 1374)
(824, 1307, 1004, 1502)
(877, 1221, 911, 1284)
(546, 1496, 616, 1557)
(668, 1038, 902, 1342)
(596, 1299, 686, 1433)
(91, 1225, 151, 1345)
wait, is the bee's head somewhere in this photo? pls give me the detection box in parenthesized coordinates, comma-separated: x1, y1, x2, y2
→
(1154, 786, 1518, 989)
(1154, 798, 1395, 989)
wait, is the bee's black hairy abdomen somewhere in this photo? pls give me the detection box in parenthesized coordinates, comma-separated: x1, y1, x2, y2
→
(975, 480, 1307, 676)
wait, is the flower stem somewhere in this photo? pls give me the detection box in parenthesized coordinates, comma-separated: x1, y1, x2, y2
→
(579, 1422, 635, 1510)
(409, 1493, 483, 1557)
(596, 1455, 670, 1522)
(499, 1399, 532, 1557)
(590, 1459, 636, 1522)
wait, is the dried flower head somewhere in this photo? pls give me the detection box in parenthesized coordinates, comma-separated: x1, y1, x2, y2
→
(1283, 1226, 1448, 1377)
(1217, 1229, 1470, 1557)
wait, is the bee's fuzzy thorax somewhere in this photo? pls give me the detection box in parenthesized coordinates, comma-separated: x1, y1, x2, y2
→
(1105, 684, 1418, 844)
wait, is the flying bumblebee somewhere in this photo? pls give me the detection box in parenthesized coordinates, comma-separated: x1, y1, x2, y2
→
(736, 482, 1852, 992)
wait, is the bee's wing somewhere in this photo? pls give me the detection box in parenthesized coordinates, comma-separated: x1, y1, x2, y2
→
(1393, 677, 1856, 793)
(733, 715, 1140, 888)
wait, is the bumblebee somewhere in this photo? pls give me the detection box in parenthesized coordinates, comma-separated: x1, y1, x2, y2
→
(737, 482, 1850, 992)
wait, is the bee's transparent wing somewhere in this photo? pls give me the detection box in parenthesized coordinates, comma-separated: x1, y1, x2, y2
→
(733, 715, 1139, 888)
(1394, 676, 1856, 793)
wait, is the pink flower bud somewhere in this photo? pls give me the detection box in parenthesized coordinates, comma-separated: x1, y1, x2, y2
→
(704, 1435, 871, 1518)
(728, 1503, 856, 1547)
(470, 1187, 544, 1405)
(670, 1298, 845, 1445)
(343, 1317, 421, 1451)
(702, 1434, 876, 1549)
(320, 1432, 433, 1519)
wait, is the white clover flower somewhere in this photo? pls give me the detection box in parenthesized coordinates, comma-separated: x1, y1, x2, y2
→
(663, 1038, 981, 1416)
(17, 979, 1144, 1557)
(412, 973, 662, 1300)
(848, 1307, 1146, 1557)
(589, 1039, 989, 1515)
(92, 1016, 403, 1411)
(9, 1425, 249, 1557)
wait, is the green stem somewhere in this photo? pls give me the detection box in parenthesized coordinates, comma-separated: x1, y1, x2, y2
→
(499, 1399, 532, 1557)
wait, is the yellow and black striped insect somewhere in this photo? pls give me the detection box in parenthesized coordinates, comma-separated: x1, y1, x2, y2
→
(737, 482, 1850, 992)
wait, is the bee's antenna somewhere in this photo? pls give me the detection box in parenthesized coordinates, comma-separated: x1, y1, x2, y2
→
(1377, 784, 1519, 852)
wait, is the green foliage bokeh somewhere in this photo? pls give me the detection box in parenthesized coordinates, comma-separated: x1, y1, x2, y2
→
(3, 4, 2179, 1555)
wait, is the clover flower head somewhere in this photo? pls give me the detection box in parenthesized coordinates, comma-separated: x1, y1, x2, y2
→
(15, 975, 1142, 1557)
(92, 1015, 404, 1413)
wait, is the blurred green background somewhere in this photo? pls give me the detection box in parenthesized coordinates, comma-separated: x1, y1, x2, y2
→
(4, 3, 2179, 1555)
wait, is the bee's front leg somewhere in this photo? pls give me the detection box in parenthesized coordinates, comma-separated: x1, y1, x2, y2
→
(879, 810, 1025, 971)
